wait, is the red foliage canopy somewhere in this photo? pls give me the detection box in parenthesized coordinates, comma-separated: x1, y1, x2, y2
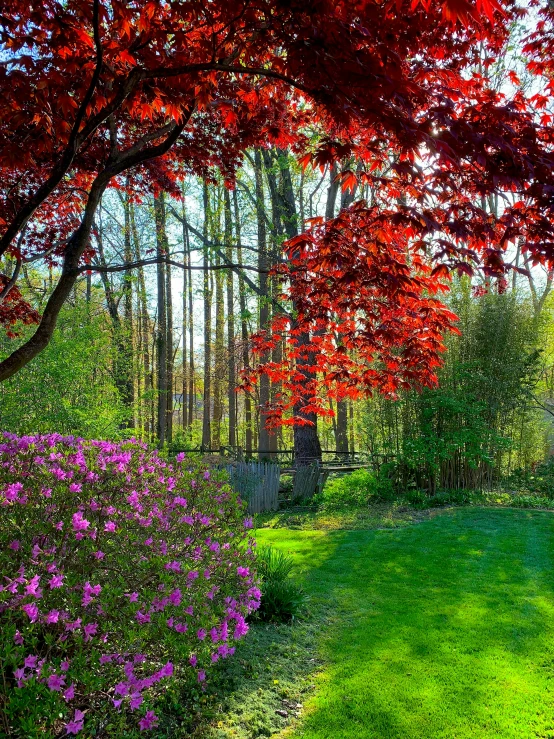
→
(0, 0, 553, 414)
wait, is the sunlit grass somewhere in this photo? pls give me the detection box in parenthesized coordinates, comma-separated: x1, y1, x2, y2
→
(256, 508, 554, 739)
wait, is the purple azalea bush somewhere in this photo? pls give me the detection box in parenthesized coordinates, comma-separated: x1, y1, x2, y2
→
(0, 433, 260, 737)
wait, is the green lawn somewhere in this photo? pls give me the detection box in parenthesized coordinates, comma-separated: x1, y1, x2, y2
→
(256, 508, 554, 739)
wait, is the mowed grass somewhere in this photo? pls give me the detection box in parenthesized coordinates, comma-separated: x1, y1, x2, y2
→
(255, 508, 554, 739)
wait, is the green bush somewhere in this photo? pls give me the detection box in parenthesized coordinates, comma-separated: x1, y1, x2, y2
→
(252, 547, 305, 623)
(506, 458, 554, 499)
(315, 468, 394, 510)
(404, 488, 473, 508)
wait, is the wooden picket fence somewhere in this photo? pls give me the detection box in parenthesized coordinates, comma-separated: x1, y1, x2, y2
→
(225, 461, 281, 514)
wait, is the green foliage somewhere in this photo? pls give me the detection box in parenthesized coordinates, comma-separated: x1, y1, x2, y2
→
(361, 283, 549, 492)
(253, 547, 306, 623)
(315, 468, 394, 510)
(0, 303, 125, 438)
(505, 457, 554, 498)
(404, 488, 473, 508)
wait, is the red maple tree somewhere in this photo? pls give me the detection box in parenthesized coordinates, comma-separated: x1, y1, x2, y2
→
(0, 0, 553, 453)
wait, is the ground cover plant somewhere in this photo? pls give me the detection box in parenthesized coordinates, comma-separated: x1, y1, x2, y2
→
(0, 433, 260, 737)
(253, 508, 554, 739)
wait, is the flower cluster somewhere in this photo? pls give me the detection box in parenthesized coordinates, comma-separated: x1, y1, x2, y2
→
(0, 434, 259, 736)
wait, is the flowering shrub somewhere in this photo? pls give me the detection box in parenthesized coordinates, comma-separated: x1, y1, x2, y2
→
(0, 434, 260, 737)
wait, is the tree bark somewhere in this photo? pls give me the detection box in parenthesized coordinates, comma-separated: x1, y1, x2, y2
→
(255, 149, 271, 458)
(201, 181, 212, 449)
(154, 193, 168, 445)
(224, 188, 237, 448)
(233, 189, 253, 457)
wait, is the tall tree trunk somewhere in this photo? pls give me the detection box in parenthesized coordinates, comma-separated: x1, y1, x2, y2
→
(278, 149, 322, 465)
(181, 193, 189, 429)
(123, 193, 135, 427)
(165, 243, 174, 444)
(224, 189, 237, 448)
(130, 201, 151, 440)
(187, 214, 195, 434)
(201, 181, 212, 449)
(212, 187, 225, 450)
(233, 189, 253, 457)
(154, 193, 168, 446)
(255, 149, 271, 458)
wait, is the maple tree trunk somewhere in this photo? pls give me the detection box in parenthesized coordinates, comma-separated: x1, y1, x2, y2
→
(201, 181, 212, 450)
(278, 149, 321, 466)
(234, 190, 253, 457)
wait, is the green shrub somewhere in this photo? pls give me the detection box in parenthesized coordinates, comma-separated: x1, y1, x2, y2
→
(506, 458, 554, 499)
(510, 494, 552, 509)
(315, 468, 394, 510)
(252, 547, 305, 622)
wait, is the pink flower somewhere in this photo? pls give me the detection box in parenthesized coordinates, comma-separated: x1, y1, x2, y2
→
(104, 521, 116, 532)
(139, 711, 158, 731)
(46, 609, 60, 624)
(93, 550, 105, 560)
(130, 693, 143, 710)
(72, 512, 90, 532)
(65, 709, 85, 735)
(22, 603, 39, 622)
(83, 623, 98, 642)
(25, 575, 41, 597)
(237, 566, 250, 577)
(49, 574, 64, 589)
(47, 673, 65, 692)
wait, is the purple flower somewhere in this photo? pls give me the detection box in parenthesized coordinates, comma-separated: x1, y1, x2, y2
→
(237, 566, 250, 578)
(65, 709, 85, 735)
(13, 630, 23, 646)
(61, 661, 70, 671)
(24, 655, 38, 669)
(22, 603, 39, 622)
(104, 520, 116, 533)
(83, 623, 98, 642)
(9, 539, 20, 550)
(46, 609, 60, 624)
(49, 574, 64, 589)
(197, 670, 206, 682)
(69, 483, 82, 493)
(130, 693, 143, 710)
(197, 628, 206, 641)
(63, 683, 75, 701)
(47, 673, 65, 692)
(72, 512, 90, 532)
(139, 711, 159, 731)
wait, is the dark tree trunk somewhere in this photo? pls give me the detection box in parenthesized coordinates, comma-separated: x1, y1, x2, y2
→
(154, 193, 168, 446)
(201, 181, 212, 449)
(224, 189, 237, 448)
(255, 149, 271, 457)
(233, 189, 253, 457)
